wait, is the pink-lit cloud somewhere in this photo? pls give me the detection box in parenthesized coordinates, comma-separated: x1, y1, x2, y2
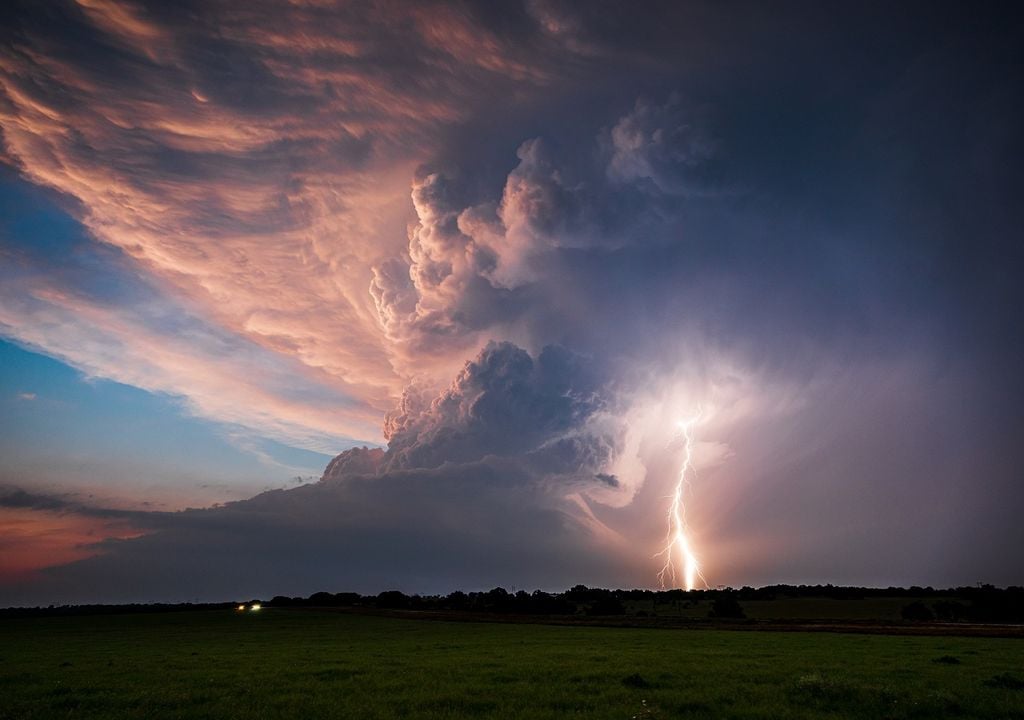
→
(0, 252, 384, 447)
(0, 506, 146, 583)
(0, 0, 583, 447)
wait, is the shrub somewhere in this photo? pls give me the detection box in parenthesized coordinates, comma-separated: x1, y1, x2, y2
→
(900, 601, 934, 622)
(708, 593, 746, 619)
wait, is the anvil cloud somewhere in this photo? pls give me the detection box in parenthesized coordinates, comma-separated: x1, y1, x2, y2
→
(0, 1, 1022, 602)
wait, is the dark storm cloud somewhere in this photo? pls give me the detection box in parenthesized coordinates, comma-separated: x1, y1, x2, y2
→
(382, 342, 610, 471)
(10, 458, 628, 605)
(373, 97, 726, 360)
(0, 488, 106, 516)
(362, 1, 1024, 592)
(2, 343, 634, 605)
(604, 93, 718, 195)
(0, 487, 171, 526)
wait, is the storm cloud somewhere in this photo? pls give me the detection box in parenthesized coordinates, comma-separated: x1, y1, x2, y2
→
(4, 342, 638, 603)
(0, 1, 1021, 602)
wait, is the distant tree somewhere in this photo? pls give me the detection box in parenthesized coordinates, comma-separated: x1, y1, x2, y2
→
(901, 601, 934, 622)
(708, 593, 746, 619)
(587, 595, 626, 616)
(376, 590, 410, 609)
(933, 600, 966, 622)
(445, 591, 469, 610)
(564, 585, 592, 603)
(483, 587, 512, 611)
(529, 590, 574, 615)
(309, 591, 335, 606)
(663, 589, 686, 603)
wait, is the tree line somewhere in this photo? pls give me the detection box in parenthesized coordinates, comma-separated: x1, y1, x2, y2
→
(264, 583, 1024, 623)
(4, 583, 1020, 622)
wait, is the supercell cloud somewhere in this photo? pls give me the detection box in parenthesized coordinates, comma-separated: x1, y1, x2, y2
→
(4, 343, 635, 603)
(0, 1, 1021, 602)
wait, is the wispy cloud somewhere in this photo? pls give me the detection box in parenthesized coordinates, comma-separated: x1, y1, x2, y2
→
(0, 252, 385, 448)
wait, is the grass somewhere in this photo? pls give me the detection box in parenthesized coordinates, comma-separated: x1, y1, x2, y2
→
(628, 595, 955, 621)
(1, 609, 1022, 719)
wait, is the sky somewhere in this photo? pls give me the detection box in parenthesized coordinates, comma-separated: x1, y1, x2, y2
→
(0, 0, 1022, 605)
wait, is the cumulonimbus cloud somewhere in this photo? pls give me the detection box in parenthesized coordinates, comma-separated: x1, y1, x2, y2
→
(1, 341, 645, 603)
(369, 97, 721, 371)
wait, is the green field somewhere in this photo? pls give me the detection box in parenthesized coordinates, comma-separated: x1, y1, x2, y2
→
(1, 610, 1022, 719)
(626, 595, 926, 621)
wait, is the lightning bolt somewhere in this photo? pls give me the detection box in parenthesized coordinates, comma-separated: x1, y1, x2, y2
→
(655, 410, 708, 591)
